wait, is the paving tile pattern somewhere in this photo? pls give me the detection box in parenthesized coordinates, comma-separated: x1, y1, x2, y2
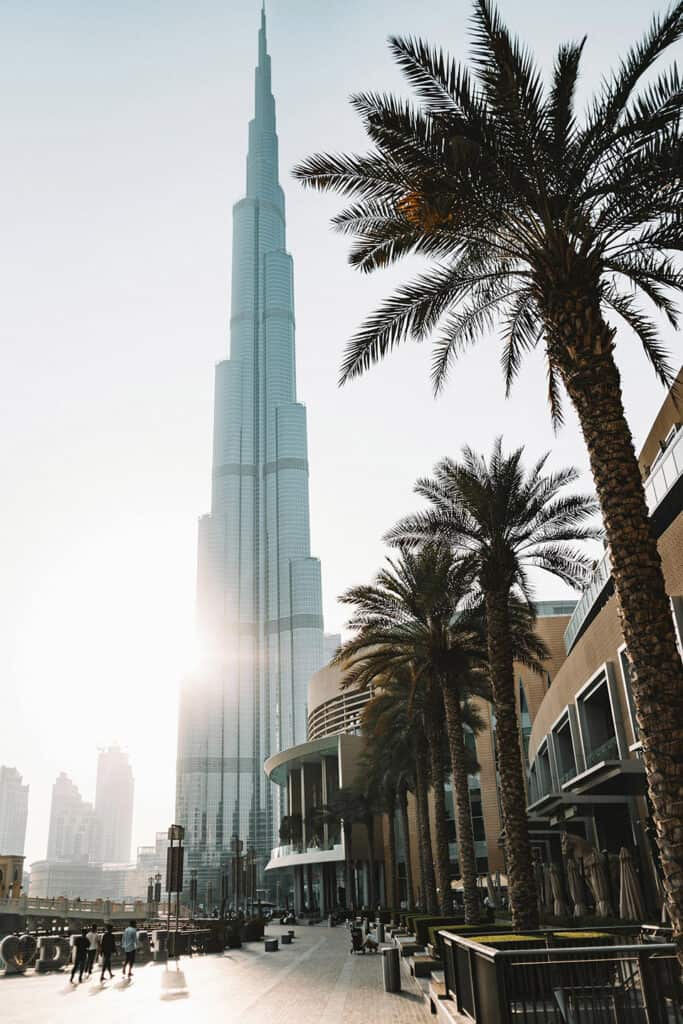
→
(2, 925, 431, 1024)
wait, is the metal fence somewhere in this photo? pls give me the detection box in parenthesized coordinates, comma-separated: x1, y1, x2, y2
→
(440, 933, 682, 1024)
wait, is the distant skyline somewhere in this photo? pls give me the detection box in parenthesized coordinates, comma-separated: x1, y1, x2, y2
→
(1, 0, 679, 866)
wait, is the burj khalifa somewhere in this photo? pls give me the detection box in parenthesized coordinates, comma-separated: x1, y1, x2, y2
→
(175, 9, 324, 901)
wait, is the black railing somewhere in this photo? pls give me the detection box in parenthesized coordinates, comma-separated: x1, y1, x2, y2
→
(439, 932, 682, 1024)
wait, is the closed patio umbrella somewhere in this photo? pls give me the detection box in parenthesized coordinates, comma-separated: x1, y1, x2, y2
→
(533, 855, 547, 913)
(586, 851, 613, 917)
(548, 863, 568, 917)
(618, 847, 644, 922)
(486, 873, 498, 909)
(566, 857, 587, 917)
(543, 863, 554, 913)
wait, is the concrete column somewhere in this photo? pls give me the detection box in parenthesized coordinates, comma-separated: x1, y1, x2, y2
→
(321, 757, 329, 850)
(294, 866, 304, 915)
(300, 767, 307, 849)
(306, 863, 314, 911)
(318, 865, 327, 915)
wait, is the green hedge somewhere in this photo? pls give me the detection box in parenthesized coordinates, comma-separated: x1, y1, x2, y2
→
(405, 915, 465, 946)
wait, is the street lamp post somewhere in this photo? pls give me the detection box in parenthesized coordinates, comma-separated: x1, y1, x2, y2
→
(189, 869, 198, 920)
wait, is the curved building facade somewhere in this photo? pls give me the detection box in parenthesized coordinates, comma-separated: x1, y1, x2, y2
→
(175, 12, 324, 906)
(526, 368, 683, 908)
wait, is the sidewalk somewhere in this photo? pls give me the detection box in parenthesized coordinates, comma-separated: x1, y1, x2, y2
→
(2, 924, 431, 1024)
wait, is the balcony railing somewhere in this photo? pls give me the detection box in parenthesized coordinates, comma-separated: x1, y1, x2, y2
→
(564, 548, 612, 653)
(564, 428, 683, 655)
(585, 734, 619, 768)
(645, 424, 683, 512)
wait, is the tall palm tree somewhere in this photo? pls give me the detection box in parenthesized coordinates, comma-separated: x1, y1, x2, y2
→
(387, 443, 597, 929)
(294, 0, 683, 944)
(338, 545, 491, 920)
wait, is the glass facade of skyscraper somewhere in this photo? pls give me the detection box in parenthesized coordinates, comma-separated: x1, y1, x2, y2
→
(175, 10, 324, 905)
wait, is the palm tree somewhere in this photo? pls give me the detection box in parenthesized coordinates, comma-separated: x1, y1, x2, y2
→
(338, 545, 491, 920)
(361, 687, 419, 909)
(361, 671, 439, 912)
(294, 0, 683, 943)
(361, 746, 400, 909)
(323, 787, 365, 911)
(387, 443, 597, 928)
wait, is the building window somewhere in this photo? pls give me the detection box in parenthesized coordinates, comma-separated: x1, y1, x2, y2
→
(538, 742, 553, 794)
(553, 715, 577, 784)
(519, 680, 531, 763)
(470, 791, 486, 843)
(577, 672, 619, 766)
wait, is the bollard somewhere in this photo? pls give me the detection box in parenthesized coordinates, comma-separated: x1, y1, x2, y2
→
(281, 934, 292, 944)
(382, 946, 401, 993)
(377, 922, 385, 943)
(264, 938, 278, 952)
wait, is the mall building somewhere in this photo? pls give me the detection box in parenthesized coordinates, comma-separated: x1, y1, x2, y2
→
(527, 368, 682, 910)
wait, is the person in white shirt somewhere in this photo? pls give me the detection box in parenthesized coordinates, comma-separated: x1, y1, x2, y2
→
(85, 927, 98, 976)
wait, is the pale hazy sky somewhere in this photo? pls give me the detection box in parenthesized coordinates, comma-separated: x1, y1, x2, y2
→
(1, 0, 679, 867)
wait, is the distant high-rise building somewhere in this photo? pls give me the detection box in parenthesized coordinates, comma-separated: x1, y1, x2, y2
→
(95, 746, 134, 864)
(46, 773, 99, 863)
(175, 10, 325, 900)
(0, 766, 29, 856)
(323, 634, 342, 665)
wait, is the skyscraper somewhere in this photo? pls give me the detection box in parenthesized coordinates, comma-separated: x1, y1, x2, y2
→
(175, 11, 324, 899)
(46, 773, 99, 863)
(0, 766, 29, 856)
(95, 746, 134, 864)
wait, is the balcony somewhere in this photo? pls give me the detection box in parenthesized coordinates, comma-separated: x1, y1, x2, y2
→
(265, 840, 345, 872)
(585, 735, 619, 768)
(563, 548, 612, 653)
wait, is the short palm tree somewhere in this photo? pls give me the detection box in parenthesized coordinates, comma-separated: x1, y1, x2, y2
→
(338, 544, 490, 921)
(295, 0, 683, 943)
(362, 687, 419, 909)
(323, 787, 366, 911)
(361, 743, 400, 909)
(388, 443, 598, 929)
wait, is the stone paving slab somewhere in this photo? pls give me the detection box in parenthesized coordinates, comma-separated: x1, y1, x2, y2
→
(1, 925, 431, 1024)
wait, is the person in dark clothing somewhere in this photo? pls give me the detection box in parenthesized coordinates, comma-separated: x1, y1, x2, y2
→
(70, 928, 90, 983)
(100, 924, 116, 981)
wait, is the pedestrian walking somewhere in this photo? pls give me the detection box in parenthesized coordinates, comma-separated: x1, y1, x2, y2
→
(70, 928, 89, 983)
(121, 919, 138, 977)
(100, 923, 116, 982)
(85, 926, 98, 976)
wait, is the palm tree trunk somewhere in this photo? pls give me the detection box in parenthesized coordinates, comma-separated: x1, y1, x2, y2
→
(399, 784, 415, 909)
(415, 739, 438, 913)
(387, 787, 399, 909)
(549, 315, 683, 954)
(366, 816, 376, 910)
(343, 821, 355, 911)
(425, 715, 452, 913)
(485, 587, 539, 930)
(442, 686, 481, 925)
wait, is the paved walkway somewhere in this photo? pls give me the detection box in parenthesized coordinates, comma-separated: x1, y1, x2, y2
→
(2, 925, 431, 1024)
